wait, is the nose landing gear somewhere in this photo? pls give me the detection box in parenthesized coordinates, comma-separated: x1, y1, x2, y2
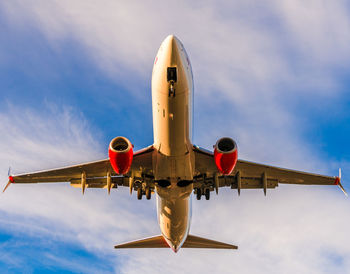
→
(169, 81, 176, 97)
(167, 67, 177, 97)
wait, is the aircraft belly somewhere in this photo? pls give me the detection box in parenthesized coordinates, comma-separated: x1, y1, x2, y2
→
(154, 151, 193, 181)
(152, 85, 194, 181)
(153, 89, 190, 157)
(156, 185, 192, 249)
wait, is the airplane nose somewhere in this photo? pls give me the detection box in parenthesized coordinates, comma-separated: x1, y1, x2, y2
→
(162, 35, 181, 64)
(163, 34, 179, 49)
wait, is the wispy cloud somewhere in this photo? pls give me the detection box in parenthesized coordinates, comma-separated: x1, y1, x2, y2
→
(2, 0, 350, 93)
(116, 188, 350, 274)
(2, 0, 348, 168)
(0, 105, 156, 270)
(0, 103, 103, 172)
(0, 1, 349, 273)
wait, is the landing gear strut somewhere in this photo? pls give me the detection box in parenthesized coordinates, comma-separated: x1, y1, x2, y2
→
(169, 82, 176, 97)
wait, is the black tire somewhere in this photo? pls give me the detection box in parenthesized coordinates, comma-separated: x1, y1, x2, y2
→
(137, 188, 142, 200)
(205, 189, 210, 200)
(146, 187, 151, 200)
(196, 189, 202, 200)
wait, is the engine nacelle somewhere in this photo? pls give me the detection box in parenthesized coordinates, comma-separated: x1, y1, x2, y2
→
(108, 136, 133, 175)
(214, 137, 238, 175)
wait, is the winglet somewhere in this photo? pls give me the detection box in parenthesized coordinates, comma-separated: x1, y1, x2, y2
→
(3, 170, 14, 193)
(335, 168, 347, 197)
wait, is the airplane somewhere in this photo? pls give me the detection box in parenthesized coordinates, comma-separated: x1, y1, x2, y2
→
(4, 35, 347, 253)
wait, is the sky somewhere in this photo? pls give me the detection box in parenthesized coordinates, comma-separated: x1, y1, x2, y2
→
(0, 0, 350, 273)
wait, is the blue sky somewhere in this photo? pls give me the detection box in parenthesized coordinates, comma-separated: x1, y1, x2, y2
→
(0, 1, 350, 273)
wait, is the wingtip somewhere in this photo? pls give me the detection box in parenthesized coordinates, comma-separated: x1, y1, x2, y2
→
(335, 170, 347, 197)
(3, 176, 14, 193)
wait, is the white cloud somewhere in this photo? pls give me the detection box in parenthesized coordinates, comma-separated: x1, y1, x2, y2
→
(0, 1, 349, 273)
(3, 0, 350, 92)
(116, 188, 350, 274)
(3, 0, 347, 170)
(0, 104, 348, 274)
(0, 103, 103, 172)
(0, 105, 158, 271)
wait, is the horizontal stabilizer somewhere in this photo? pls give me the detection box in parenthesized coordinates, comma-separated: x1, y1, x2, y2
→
(183, 234, 238, 249)
(115, 235, 168, 249)
(114, 234, 237, 250)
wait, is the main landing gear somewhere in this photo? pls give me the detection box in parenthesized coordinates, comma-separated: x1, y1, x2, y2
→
(205, 189, 210, 200)
(196, 188, 210, 200)
(196, 188, 201, 200)
(145, 187, 151, 200)
(137, 186, 152, 200)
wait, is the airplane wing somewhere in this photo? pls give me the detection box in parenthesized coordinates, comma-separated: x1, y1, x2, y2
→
(4, 145, 154, 193)
(193, 145, 347, 196)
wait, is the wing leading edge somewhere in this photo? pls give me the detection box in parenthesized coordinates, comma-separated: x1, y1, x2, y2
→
(193, 145, 347, 196)
(4, 145, 154, 192)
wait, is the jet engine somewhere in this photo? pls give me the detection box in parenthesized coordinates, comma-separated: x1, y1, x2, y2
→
(213, 137, 238, 175)
(109, 136, 133, 175)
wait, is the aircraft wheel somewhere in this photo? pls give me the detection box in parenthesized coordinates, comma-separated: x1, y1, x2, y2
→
(137, 188, 142, 200)
(205, 189, 210, 200)
(196, 189, 202, 200)
(145, 187, 151, 200)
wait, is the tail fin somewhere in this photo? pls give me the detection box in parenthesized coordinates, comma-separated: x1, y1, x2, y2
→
(114, 234, 237, 250)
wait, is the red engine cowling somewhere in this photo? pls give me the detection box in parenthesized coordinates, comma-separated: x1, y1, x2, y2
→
(214, 137, 238, 175)
(108, 136, 133, 175)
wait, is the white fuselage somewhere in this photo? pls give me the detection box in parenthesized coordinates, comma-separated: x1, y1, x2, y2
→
(151, 35, 194, 252)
